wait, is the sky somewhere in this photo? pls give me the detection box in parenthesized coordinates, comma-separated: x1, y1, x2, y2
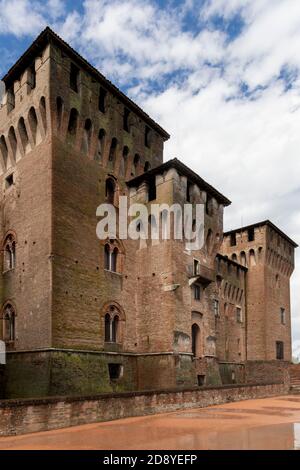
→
(0, 0, 299, 357)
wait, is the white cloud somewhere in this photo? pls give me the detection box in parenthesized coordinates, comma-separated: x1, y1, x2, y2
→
(0, 0, 46, 36)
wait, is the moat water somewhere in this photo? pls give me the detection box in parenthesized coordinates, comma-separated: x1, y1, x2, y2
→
(0, 396, 300, 450)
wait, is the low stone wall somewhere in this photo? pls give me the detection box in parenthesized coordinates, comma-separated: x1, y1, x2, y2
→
(245, 360, 290, 385)
(0, 382, 287, 437)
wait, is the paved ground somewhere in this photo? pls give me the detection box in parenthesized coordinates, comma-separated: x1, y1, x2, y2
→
(0, 395, 300, 450)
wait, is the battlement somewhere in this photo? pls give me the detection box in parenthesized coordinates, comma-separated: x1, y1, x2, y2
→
(0, 27, 170, 181)
(222, 220, 296, 277)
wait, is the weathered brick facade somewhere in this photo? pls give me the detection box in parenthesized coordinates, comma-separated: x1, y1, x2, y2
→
(0, 28, 297, 398)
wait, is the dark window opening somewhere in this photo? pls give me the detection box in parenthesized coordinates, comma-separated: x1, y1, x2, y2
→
(145, 126, 151, 148)
(193, 259, 200, 276)
(105, 178, 116, 204)
(70, 63, 80, 92)
(192, 324, 200, 357)
(123, 108, 130, 132)
(148, 177, 156, 202)
(105, 313, 111, 342)
(230, 233, 237, 246)
(108, 363, 122, 380)
(186, 181, 192, 202)
(68, 108, 78, 135)
(248, 227, 255, 242)
(197, 375, 205, 386)
(5, 173, 14, 188)
(276, 341, 284, 360)
(7, 87, 15, 112)
(28, 63, 36, 89)
(99, 87, 107, 113)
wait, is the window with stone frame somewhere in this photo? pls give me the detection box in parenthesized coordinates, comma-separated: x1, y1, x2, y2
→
(2, 303, 16, 342)
(3, 234, 16, 271)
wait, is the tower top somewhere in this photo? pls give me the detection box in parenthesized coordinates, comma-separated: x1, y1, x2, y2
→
(2, 26, 170, 141)
(224, 220, 298, 248)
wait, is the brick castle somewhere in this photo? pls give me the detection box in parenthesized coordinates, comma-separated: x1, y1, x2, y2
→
(0, 28, 297, 398)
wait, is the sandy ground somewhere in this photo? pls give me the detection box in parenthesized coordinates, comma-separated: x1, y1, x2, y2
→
(0, 395, 300, 450)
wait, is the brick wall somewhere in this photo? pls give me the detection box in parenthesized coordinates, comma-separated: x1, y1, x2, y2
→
(0, 382, 288, 437)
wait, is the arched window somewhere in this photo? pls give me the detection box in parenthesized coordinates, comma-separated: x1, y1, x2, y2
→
(4, 234, 16, 271)
(67, 108, 78, 136)
(103, 304, 124, 344)
(112, 315, 119, 343)
(39, 96, 47, 133)
(105, 178, 116, 205)
(95, 129, 106, 162)
(3, 304, 15, 342)
(240, 251, 247, 267)
(105, 313, 111, 342)
(231, 253, 237, 262)
(249, 249, 256, 267)
(82, 118, 92, 155)
(111, 247, 118, 272)
(120, 146, 129, 177)
(108, 137, 118, 163)
(192, 323, 200, 357)
(104, 241, 121, 273)
(132, 154, 140, 176)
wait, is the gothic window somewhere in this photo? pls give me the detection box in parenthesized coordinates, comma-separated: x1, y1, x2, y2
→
(4, 234, 16, 271)
(2, 304, 15, 342)
(103, 304, 125, 344)
(103, 241, 122, 273)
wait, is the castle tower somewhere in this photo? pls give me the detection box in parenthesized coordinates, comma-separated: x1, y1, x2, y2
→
(222, 221, 297, 362)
